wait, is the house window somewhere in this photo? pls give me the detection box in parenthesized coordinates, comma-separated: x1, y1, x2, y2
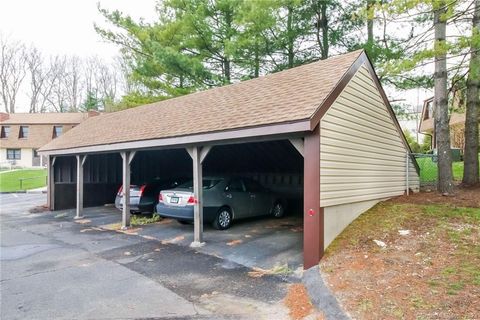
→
(33, 149, 39, 157)
(1, 126, 10, 138)
(53, 126, 63, 138)
(425, 101, 434, 120)
(6, 149, 21, 160)
(19, 126, 29, 139)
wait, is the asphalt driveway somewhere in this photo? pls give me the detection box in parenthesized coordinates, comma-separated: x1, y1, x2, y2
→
(0, 194, 296, 319)
(64, 204, 304, 271)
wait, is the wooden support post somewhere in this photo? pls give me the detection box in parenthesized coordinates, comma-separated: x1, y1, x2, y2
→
(120, 151, 133, 229)
(187, 146, 211, 247)
(303, 125, 323, 269)
(75, 155, 87, 219)
(47, 156, 56, 210)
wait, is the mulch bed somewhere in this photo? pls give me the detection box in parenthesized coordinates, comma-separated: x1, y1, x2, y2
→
(320, 188, 480, 319)
(392, 185, 480, 208)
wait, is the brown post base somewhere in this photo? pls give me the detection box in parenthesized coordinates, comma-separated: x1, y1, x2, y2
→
(303, 125, 324, 270)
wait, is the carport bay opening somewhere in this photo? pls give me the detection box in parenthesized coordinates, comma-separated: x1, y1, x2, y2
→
(50, 140, 305, 239)
(51, 140, 304, 211)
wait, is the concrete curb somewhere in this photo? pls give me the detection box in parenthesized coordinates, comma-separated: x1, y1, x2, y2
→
(0, 190, 46, 194)
(26, 189, 47, 194)
(303, 265, 350, 320)
(0, 191, 27, 194)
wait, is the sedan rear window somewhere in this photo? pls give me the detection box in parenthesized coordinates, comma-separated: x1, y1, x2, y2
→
(178, 179, 222, 190)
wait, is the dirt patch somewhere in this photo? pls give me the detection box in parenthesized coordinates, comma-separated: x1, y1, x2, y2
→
(100, 222, 121, 230)
(284, 284, 314, 320)
(321, 199, 480, 319)
(120, 227, 142, 235)
(161, 235, 185, 244)
(392, 185, 480, 208)
(226, 239, 242, 246)
(74, 219, 91, 225)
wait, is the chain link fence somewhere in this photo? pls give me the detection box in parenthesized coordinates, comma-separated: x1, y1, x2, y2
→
(412, 153, 438, 188)
(411, 153, 465, 188)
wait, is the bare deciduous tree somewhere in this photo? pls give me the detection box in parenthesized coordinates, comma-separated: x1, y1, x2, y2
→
(45, 55, 68, 112)
(0, 35, 27, 113)
(2, 36, 127, 113)
(27, 47, 57, 113)
(97, 62, 119, 107)
(63, 56, 83, 112)
(84, 56, 100, 99)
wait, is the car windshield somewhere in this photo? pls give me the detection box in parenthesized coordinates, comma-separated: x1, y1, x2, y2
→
(178, 179, 222, 190)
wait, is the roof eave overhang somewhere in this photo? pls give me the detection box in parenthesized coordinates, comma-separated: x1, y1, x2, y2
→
(307, 51, 420, 175)
(309, 51, 368, 130)
(39, 119, 311, 156)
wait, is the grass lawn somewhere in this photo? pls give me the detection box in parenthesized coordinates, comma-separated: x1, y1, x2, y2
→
(321, 194, 480, 319)
(415, 156, 480, 183)
(0, 169, 47, 192)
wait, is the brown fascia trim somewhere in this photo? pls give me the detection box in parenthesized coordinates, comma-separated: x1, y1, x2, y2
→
(309, 51, 368, 130)
(39, 119, 311, 156)
(362, 54, 421, 174)
(418, 97, 434, 133)
(309, 51, 420, 175)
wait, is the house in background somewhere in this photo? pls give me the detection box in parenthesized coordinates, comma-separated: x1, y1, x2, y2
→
(0, 112, 98, 168)
(418, 96, 469, 150)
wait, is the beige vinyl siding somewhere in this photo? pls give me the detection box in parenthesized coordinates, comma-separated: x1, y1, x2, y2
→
(0, 148, 34, 167)
(320, 64, 420, 207)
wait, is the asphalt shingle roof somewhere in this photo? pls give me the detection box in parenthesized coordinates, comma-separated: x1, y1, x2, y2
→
(40, 50, 363, 152)
(1, 113, 89, 124)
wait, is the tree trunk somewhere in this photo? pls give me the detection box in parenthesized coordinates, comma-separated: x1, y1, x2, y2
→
(320, 2, 328, 59)
(463, 0, 480, 186)
(434, 1, 454, 194)
(254, 43, 260, 78)
(179, 74, 184, 88)
(9, 99, 15, 113)
(224, 59, 230, 83)
(224, 8, 233, 83)
(287, 6, 294, 68)
(367, 0, 375, 44)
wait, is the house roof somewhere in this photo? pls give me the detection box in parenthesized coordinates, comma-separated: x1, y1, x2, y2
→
(418, 97, 468, 133)
(40, 50, 364, 153)
(0, 124, 78, 149)
(1, 112, 90, 125)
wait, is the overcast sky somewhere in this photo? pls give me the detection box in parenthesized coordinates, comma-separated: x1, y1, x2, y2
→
(0, 0, 430, 122)
(0, 0, 157, 59)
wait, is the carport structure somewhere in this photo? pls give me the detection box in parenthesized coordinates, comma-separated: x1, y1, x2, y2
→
(40, 50, 420, 269)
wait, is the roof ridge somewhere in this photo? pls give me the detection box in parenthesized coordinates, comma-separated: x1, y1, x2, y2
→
(106, 49, 365, 117)
(39, 49, 364, 153)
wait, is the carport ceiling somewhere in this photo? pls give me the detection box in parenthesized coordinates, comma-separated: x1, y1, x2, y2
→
(204, 140, 303, 173)
(127, 140, 303, 183)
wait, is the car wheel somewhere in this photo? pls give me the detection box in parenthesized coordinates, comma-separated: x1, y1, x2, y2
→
(271, 202, 285, 218)
(212, 207, 232, 230)
(177, 219, 191, 225)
